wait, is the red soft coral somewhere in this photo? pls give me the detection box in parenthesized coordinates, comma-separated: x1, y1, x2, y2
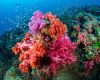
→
(45, 12, 66, 39)
(19, 60, 30, 73)
(12, 33, 46, 73)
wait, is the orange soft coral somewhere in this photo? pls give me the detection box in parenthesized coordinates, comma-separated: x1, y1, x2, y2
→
(19, 60, 30, 73)
(12, 42, 20, 55)
(12, 33, 46, 73)
(45, 12, 66, 39)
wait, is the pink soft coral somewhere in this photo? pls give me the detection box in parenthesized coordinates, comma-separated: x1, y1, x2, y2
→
(28, 10, 46, 34)
(77, 31, 87, 45)
(46, 35, 76, 76)
(83, 60, 94, 76)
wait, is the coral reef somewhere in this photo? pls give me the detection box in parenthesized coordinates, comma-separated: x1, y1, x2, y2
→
(12, 10, 76, 77)
(0, 5, 100, 80)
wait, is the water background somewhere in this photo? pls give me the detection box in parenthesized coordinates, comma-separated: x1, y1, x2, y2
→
(0, 0, 100, 36)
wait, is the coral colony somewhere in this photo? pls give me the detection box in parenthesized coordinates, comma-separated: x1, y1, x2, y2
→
(12, 10, 76, 75)
(12, 10, 100, 77)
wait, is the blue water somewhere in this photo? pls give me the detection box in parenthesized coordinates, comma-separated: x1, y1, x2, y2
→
(0, 0, 100, 36)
